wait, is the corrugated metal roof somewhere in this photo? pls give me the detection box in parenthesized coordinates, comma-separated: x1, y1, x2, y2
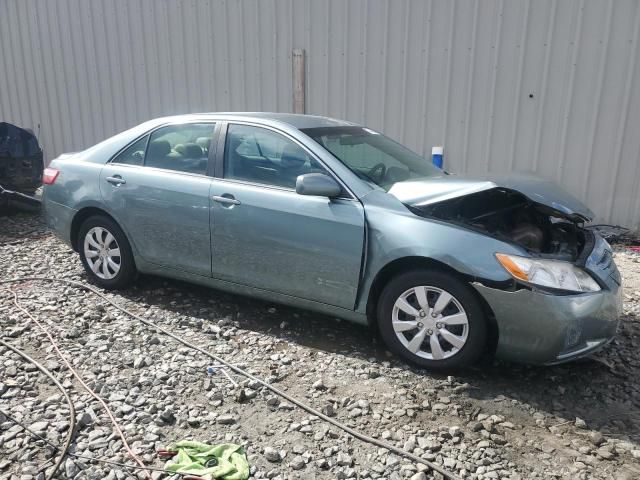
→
(1, 0, 639, 228)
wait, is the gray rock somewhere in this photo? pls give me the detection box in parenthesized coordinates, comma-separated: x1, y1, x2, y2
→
(29, 421, 49, 432)
(133, 356, 146, 369)
(312, 379, 327, 390)
(575, 417, 588, 429)
(217, 414, 236, 424)
(159, 409, 175, 424)
(490, 433, 507, 445)
(596, 448, 615, 460)
(589, 431, 605, 446)
(77, 411, 94, 428)
(290, 456, 306, 470)
(236, 388, 257, 403)
(264, 446, 282, 463)
(321, 404, 336, 417)
(187, 417, 201, 427)
(468, 421, 483, 432)
(336, 452, 353, 467)
(443, 457, 457, 468)
(65, 458, 79, 478)
(422, 439, 442, 452)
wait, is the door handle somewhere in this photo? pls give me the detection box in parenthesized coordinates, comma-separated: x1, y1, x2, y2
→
(106, 175, 126, 186)
(212, 195, 241, 206)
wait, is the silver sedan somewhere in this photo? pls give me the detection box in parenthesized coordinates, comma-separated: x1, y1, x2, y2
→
(43, 113, 622, 369)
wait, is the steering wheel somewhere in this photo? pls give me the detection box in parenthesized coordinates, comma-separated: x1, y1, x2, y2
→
(368, 162, 387, 181)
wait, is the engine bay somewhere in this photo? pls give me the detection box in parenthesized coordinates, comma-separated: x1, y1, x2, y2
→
(411, 187, 587, 261)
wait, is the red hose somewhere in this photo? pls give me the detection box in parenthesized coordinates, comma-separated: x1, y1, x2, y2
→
(3, 288, 152, 480)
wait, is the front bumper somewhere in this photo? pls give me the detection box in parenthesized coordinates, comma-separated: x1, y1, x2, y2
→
(474, 283, 622, 365)
(474, 232, 623, 365)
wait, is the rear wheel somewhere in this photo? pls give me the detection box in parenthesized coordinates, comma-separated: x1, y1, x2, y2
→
(78, 215, 135, 289)
(377, 270, 487, 370)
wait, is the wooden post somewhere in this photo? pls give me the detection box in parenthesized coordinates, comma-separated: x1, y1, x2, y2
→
(292, 49, 305, 114)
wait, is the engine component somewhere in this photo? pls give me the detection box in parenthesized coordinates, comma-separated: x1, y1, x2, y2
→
(509, 223, 545, 251)
(412, 187, 585, 261)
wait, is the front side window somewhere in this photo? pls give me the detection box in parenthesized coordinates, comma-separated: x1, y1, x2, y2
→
(145, 123, 214, 175)
(301, 126, 443, 191)
(112, 135, 148, 166)
(224, 124, 327, 189)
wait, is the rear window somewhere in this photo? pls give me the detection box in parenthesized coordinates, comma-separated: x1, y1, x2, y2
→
(145, 123, 214, 175)
(111, 135, 148, 166)
(111, 123, 215, 175)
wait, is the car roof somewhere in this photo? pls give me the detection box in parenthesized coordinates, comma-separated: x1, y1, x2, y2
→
(147, 112, 360, 130)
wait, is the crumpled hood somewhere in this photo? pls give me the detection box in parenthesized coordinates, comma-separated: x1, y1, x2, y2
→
(388, 173, 594, 222)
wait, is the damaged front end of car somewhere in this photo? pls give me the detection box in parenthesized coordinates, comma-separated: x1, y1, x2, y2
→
(409, 186, 590, 263)
(390, 174, 596, 265)
(389, 175, 622, 364)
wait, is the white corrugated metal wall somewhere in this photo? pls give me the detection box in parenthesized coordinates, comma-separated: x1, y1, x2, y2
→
(1, 0, 639, 228)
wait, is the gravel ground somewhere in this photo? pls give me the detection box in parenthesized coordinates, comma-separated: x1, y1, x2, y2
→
(1, 212, 640, 480)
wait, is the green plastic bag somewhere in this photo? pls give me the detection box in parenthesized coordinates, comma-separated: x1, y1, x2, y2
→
(164, 440, 249, 480)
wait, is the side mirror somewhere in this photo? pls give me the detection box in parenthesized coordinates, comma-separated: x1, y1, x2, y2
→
(295, 173, 342, 198)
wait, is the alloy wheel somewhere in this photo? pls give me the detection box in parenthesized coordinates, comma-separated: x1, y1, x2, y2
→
(83, 226, 121, 280)
(391, 286, 469, 360)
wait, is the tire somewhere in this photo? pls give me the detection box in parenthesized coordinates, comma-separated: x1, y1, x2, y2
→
(377, 270, 487, 370)
(77, 215, 136, 289)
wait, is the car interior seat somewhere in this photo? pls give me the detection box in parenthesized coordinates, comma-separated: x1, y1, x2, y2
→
(177, 143, 203, 159)
(147, 140, 172, 169)
(180, 143, 207, 174)
(196, 137, 211, 155)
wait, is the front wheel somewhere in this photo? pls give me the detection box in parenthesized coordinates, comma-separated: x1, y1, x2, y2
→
(377, 270, 487, 370)
(77, 215, 136, 289)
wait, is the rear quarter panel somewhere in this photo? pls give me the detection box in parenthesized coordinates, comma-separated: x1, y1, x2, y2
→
(44, 157, 121, 249)
(43, 120, 162, 247)
(45, 158, 104, 208)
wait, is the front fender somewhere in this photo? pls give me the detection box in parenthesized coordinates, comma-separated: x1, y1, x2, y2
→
(356, 191, 524, 313)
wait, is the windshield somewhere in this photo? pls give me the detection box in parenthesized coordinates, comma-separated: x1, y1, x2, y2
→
(301, 126, 443, 190)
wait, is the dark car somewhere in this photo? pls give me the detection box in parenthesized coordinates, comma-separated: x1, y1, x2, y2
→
(0, 122, 44, 210)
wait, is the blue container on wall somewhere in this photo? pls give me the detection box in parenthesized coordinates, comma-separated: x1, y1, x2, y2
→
(432, 146, 443, 168)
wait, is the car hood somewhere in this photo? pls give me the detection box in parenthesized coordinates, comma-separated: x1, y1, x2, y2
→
(387, 173, 594, 222)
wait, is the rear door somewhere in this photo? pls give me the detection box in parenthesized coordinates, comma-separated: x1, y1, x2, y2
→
(100, 122, 217, 277)
(209, 122, 365, 309)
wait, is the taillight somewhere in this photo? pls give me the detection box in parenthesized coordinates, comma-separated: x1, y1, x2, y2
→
(42, 168, 60, 185)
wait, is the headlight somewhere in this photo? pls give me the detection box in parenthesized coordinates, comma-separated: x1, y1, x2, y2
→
(495, 253, 601, 292)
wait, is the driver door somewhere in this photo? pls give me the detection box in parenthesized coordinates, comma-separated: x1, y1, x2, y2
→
(209, 123, 365, 309)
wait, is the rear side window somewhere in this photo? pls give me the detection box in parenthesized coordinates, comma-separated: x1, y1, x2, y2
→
(112, 135, 148, 166)
(145, 123, 215, 175)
